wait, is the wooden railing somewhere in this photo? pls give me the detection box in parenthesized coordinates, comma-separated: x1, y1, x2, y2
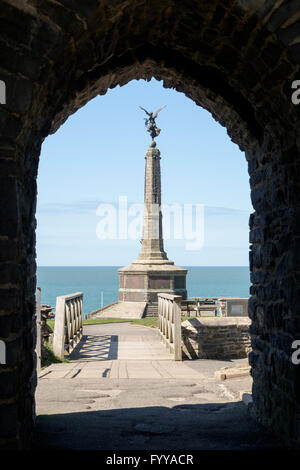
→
(158, 293, 182, 361)
(53, 292, 83, 359)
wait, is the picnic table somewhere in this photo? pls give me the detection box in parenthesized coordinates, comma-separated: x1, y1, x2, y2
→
(181, 298, 220, 316)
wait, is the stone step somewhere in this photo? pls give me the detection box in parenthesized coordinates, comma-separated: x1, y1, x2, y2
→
(143, 304, 158, 317)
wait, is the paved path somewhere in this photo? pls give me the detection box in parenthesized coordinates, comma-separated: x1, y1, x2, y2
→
(34, 323, 283, 450)
(40, 323, 205, 380)
(90, 302, 146, 319)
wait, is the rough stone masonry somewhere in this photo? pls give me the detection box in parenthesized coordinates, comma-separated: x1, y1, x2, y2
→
(182, 317, 251, 360)
(0, 0, 300, 449)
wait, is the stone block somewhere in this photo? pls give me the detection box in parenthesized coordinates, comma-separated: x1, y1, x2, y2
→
(0, 370, 18, 399)
(0, 403, 18, 438)
(182, 317, 251, 360)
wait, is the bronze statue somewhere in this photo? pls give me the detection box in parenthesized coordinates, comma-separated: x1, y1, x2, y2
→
(139, 105, 166, 140)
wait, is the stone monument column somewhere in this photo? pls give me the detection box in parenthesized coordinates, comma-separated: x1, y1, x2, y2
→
(136, 141, 170, 263)
(118, 107, 187, 305)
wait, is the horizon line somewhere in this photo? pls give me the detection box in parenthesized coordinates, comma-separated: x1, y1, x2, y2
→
(37, 265, 249, 268)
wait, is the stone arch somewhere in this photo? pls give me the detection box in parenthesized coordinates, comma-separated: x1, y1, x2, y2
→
(0, 0, 300, 448)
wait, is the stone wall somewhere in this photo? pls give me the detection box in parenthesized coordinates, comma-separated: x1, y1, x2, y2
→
(219, 298, 249, 316)
(0, 0, 300, 449)
(182, 317, 251, 360)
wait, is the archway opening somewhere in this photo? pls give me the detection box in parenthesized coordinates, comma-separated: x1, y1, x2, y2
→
(36, 77, 252, 308)
(1, 0, 300, 450)
(33, 77, 257, 450)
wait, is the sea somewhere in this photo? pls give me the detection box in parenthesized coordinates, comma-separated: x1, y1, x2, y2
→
(37, 266, 250, 315)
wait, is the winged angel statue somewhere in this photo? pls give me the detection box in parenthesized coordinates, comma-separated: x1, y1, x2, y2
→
(139, 105, 166, 140)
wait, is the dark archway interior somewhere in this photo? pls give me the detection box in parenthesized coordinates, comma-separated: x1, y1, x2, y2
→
(0, 0, 300, 449)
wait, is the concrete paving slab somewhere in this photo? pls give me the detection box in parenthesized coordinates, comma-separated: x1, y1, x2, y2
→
(34, 376, 283, 450)
(40, 360, 208, 380)
(125, 360, 163, 379)
(116, 360, 129, 379)
(34, 323, 282, 450)
(39, 364, 78, 379)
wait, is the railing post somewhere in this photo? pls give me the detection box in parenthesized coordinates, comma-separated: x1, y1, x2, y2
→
(80, 295, 83, 335)
(174, 298, 182, 361)
(53, 292, 84, 359)
(158, 293, 182, 361)
(53, 296, 66, 359)
(70, 298, 75, 343)
(36, 287, 41, 373)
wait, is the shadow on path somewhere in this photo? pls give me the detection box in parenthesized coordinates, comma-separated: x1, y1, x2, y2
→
(33, 401, 284, 450)
(69, 335, 118, 361)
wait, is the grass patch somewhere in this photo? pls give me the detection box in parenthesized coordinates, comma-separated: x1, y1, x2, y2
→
(131, 316, 198, 328)
(83, 318, 133, 325)
(41, 342, 69, 369)
(131, 317, 159, 328)
(48, 316, 160, 330)
(47, 319, 55, 331)
(47, 315, 199, 332)
(47, 318, 134, 329)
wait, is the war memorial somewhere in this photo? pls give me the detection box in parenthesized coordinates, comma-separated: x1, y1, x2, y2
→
(0, 0, 300, 452)
(118, 106, 187, 305)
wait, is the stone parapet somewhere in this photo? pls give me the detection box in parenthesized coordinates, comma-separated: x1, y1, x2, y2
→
(182, 317, 251, 360)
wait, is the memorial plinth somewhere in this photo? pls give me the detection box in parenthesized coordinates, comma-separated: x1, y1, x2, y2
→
(118, 141, 187, 303)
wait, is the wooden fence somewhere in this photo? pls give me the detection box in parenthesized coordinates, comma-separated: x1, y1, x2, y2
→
(158, 293, 182, 361)
(53, 292, 83, 359)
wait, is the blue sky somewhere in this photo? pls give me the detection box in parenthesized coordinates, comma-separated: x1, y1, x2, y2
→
(36, 78, 253, 266)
